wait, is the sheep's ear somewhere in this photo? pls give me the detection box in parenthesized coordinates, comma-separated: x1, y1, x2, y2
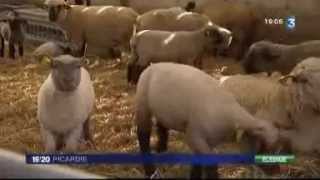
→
(80, 57, 89, 66)
(48, 57, 58, 68)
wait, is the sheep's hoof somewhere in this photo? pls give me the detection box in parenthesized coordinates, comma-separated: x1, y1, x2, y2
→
(150, 169, 161, 179)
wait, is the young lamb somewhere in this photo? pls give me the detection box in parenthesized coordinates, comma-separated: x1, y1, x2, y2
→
(37, 55, 95, 152)
(0, 10, 27, 59)
(134, 62, 279, 179)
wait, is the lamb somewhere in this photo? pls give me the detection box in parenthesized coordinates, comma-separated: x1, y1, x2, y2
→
(0, 10, 27, 59)
(242, 40, 320, 75)
(127, 25, 233, 83)
(37, 55, 95, 152)
(136, 6, 211, 32)
(32, 41, 71, 62)
(44, 0, 138, 58)
(134, 62, 279, 179)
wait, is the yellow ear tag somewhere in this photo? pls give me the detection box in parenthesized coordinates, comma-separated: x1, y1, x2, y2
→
(40, 56, 51, 65)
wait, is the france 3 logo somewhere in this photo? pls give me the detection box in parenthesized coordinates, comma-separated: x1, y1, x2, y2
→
(286, 16, 296, 30)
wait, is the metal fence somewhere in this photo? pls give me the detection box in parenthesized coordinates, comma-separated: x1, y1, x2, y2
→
(0, 4, 68, 46)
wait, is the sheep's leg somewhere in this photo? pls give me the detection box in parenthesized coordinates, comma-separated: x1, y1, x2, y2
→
(40, 127, 57, 152)
(136, 106, 155, 177)
(0, 37, 4, 57)
(86, 0, 91, 6)
(64, 124, 82, 152)
(187, 130, 218, 179)
(8, 42, 15, 59)
(156, 122, 168, 153)
(109, 48, 121, 59)
(18, 43, 23, 57)
(204, 166, 218, 179)
(83, 117, 93, 142)
(190, 165, 203, 179)
(127, 61, 134, 83)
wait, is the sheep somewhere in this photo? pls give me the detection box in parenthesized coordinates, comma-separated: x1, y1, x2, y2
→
(72, 0, 91, 6)
(127, 24, 233, 84)
(0, 10, 27, 59)
(37, 55, 95, 152)
(119, 0, 196, 14)
(192, 0, 320, 59)
(242, 40, 320, 75)
(32, 41, 71, 62)
(136, 5, 212, 32)
(134, 62, 279, 179)
(216, 63, 320, 173)
(285, 57, 320, 76)
(44, 0, 138, 58)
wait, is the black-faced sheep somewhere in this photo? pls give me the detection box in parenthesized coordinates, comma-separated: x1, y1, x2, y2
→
(242, 40, 320, 75)
(134, 62, 279, 179)
(0, 10, 27, 59)
(37, 55, 95, 152)
(127, 25, 233, 84)
(44, 0, 138, 58)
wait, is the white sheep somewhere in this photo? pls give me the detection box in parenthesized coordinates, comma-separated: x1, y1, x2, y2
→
(135, 5, 211, 32)
(37, 55, 95, 152)
(217, 63, 320, 154)
(134, 62, 279, 179)
(44, 0, 138, 57)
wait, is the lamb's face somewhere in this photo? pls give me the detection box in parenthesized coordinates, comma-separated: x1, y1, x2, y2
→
(242, 42, 282, 74)
(45, 0, 70, 22)
(291, 69, 320, 113)
(51, 55, 82, 91)
(203, 24, 233, 54)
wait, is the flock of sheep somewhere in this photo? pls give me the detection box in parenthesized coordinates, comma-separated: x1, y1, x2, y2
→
(1, 0, 320, 179)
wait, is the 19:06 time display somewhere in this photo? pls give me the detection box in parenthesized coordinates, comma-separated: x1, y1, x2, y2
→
(264, 18, 284, 25)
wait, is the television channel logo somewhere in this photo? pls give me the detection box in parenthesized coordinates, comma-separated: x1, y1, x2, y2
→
(286, 16, 296, 30)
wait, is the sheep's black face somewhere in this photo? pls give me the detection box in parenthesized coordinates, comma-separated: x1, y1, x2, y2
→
(51, 56, 82, 92)
(242, 43, 281, 74)
(48, 6, 62, 22)
(204, 25, 232, 55)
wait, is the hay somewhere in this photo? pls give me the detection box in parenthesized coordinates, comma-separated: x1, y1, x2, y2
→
(0, 53, 319, 178)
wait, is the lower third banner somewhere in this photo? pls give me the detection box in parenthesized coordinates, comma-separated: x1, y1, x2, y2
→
(26, 153, 255, 165)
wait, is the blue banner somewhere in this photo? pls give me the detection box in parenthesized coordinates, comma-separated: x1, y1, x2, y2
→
(26, 153, 255, 165)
